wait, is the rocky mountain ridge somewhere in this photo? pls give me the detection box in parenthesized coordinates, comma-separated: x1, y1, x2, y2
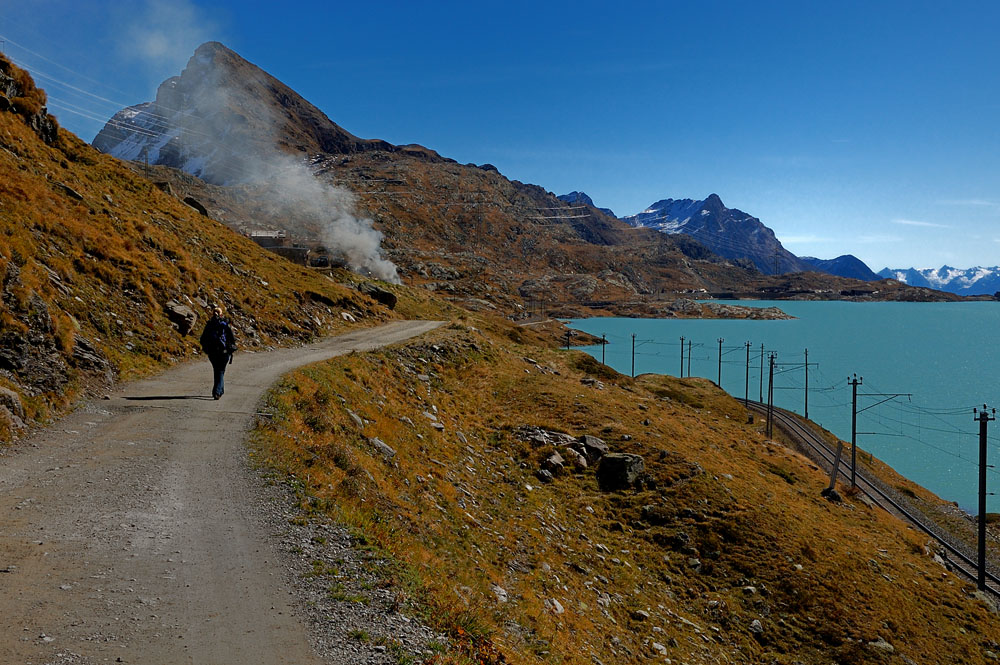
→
(91, 42, 951, 312)
(92, 42, 448, 186)
(878, 265, 1000, 295)
(619, 193, 878, 280)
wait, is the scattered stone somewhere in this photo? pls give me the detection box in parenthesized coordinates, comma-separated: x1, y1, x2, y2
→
(164, 299, 198, 336)
(688, 558, 702, 571)
(491, 584, 508, 603)
(578, 435, 609, 463)
(546, 598, 565, 614)
(821, 487, 843, 503)
(340, 311, 356, 322)
(536, 469, 554, 483)
(0, 386, 24, 420)
(543, 452, 565, 474)
(974, 590, 999, 614)
(631, 609, 650, 621)
(749, 619, 763, 634)
(55, 182, 83, 201)
(154, 181, 175, 196)
(357, 282, 398, 310)
(369, 437, 396, 459)
(651, 642, 667, 655)
(868, 637, 894, 654)
(183, 195, 209, 216)
(347, 410, 364, 428)
(596, 453, 645, 491)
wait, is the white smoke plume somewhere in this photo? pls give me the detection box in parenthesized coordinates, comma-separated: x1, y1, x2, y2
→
(106, 42, 401, 284)
(262, 155, 401, 284)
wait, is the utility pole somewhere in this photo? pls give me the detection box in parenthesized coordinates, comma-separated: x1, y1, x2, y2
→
(801, 350, 819, 419)
(804, 349, 809, 419)
(631, 334, 636, 378)
(717, 338, 725, 386)
(766, 352, 776, 438)
(679, 336, 685, 378)
(744, 341, 751, 405)
(564, 330, 571, 350)
(975, 405, 996, 591)
(141, 146, 150, 178)
(601, 334, 606, 365)
(687, 339, 692, 377)
(759, 343, 764, 402)
(849, 375, 862, 488)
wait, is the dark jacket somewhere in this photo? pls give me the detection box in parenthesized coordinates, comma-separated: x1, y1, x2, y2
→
(200, 316, 237, 357)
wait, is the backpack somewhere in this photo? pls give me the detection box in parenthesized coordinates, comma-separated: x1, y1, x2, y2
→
(201, 318, 236, 354)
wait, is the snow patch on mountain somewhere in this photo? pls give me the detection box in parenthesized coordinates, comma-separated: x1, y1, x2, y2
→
(878, 266, 1000, 294)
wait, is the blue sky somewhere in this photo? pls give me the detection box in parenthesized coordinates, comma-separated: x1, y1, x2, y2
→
(2, 0, 998, 270)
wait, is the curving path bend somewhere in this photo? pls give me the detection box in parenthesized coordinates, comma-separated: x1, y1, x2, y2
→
(0, 320, 444, 665)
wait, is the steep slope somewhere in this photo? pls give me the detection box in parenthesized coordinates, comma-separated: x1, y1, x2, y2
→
(92, 41, 433, 186)
(878, 265, 1000, 295)
(0, 52, 400, 439)
(801, 255, 879, 281)
(253, 320, 1000, 664)
(90, 42, 954, 311)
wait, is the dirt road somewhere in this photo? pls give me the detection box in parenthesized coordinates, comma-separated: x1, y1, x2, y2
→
(0, 320, 444, 665)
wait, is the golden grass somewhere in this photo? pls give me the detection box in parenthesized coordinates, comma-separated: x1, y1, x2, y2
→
(253, 319, 1000, 664)
(0, 58, 400, 437)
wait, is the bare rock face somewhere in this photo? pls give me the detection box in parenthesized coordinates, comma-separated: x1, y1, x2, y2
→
(596, 453, 645, 491)
(0, 386, 24, 420)
(183, 196, 209, 216)
(0, 264, 70, 395)
(165, 300, 198, 336)
(357, 282, 397, 310)
(92, 41, 412, 185)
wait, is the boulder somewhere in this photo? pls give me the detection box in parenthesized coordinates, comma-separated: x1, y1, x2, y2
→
(369, 437, 396, 459)
(55, 182, 83, 201)
(357, 282, 398, 310)
(183, 196, 209, 216)
(164, 300, 198, 336)
(596, 453, 645, 491)
(0, 386, 25, 420)
(577, 434, 609, 463)
(154, 181, 175, 196)
(542, 451, 565, 474)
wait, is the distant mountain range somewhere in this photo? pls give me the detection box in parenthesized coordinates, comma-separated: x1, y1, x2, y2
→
(607, 193, 879, 280)
(877, 266, 1000, 295)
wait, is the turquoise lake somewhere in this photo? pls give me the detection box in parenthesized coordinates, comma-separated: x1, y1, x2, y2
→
(568, 301, 1000, 513)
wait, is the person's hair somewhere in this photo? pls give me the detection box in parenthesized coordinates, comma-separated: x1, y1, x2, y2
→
(213, 304, 225, 316)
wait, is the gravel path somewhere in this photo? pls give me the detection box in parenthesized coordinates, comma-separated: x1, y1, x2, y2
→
(0, 320, 445, 665)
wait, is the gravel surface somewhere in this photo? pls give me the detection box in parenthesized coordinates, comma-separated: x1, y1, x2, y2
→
(0, 321, 444, 665)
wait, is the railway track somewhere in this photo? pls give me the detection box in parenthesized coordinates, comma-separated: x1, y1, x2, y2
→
(745, 399, 1000, 597)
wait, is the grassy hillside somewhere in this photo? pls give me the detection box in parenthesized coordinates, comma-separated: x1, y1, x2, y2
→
(252, 315, 1000, 665)
(0, 53, 417, 438)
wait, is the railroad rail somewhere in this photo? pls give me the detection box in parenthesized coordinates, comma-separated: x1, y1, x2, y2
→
(745, 399, 1000, 597)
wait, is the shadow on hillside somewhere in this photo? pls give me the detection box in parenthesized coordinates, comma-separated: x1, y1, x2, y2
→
(124, 395, 215, 401)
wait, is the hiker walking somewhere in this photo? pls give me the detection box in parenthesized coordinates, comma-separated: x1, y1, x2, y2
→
(200, 305, 237, 400)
